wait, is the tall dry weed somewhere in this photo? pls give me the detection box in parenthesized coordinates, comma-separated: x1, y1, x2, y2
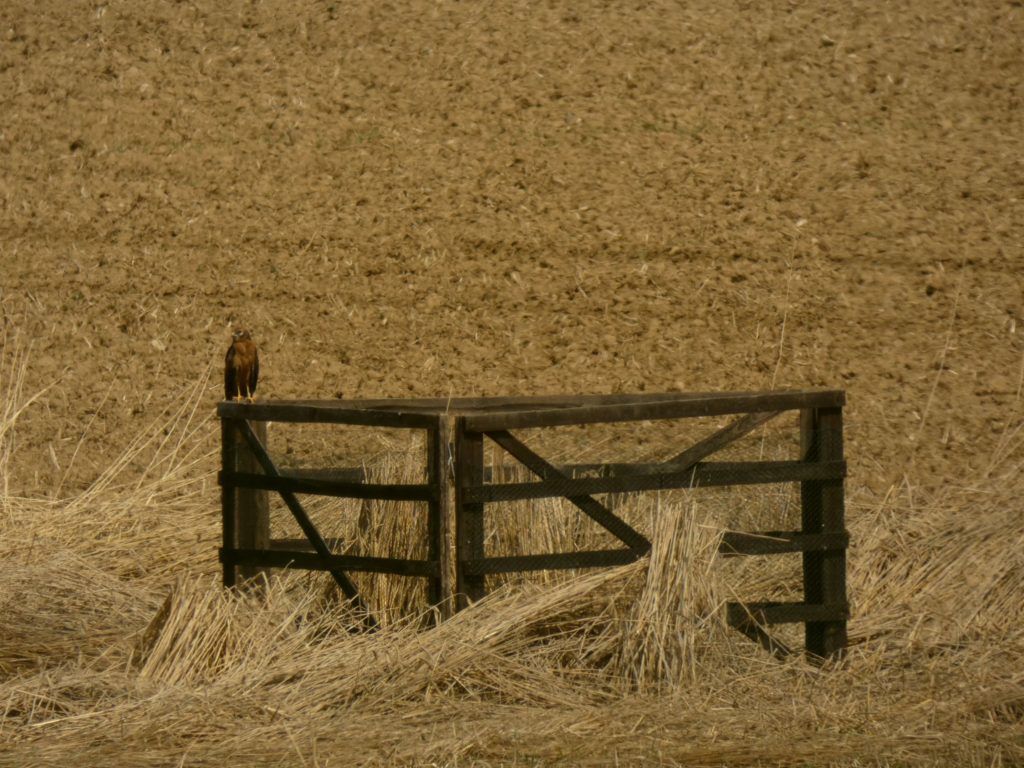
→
(0, 343, 1022, 765)
(0, 331, 53, 504)
(612, 495, 727, 691)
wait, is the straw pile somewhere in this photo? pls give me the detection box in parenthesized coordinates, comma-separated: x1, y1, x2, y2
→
(1, 364, 1022, 766)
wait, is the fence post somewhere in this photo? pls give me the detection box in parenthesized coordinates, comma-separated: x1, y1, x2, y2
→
(236, 420, 271, 588)
(221, 418, 238, 589)
(426, 416, 453, 619)
(455, 417, 486, 609)
(800, 406, 848, 660)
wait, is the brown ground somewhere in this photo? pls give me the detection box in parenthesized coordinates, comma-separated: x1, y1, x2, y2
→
(1, 1, 1022, 491)
(1, 4, 1024, 766)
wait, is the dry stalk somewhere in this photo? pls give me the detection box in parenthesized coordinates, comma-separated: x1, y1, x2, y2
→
(0, 359, 1023, 765)
(612, 495, 727, 692)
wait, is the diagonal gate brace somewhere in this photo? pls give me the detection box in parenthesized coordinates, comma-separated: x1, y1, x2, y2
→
(726, 604, 793, 660)
(235, 419, 378, 629)
(664, 410, 782, 472)
(486, 429, 650, 551)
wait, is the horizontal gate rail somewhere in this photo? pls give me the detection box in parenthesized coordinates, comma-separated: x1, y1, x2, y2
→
(224, 548, 439, 577)
(279, 467, 366, 482)
(466, 460, 846, 502)
(462, 390, 844, 430)
(463, 548, 649, 576)
(228, 392, 806, 415)
(220, 400, 438, 428)
(219, 470, 435, 502)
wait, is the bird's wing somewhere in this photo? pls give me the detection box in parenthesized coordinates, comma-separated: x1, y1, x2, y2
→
(225, 344, 237, 399)
(251, 348, 259, 392)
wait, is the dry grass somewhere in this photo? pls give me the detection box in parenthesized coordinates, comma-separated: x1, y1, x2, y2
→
(0, 352, 1022, 766)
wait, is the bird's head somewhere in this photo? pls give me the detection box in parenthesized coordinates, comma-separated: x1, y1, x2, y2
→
(232, 329, 252, 342)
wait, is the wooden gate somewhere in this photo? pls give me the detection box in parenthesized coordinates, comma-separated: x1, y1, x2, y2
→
(218, 390, 848, 659)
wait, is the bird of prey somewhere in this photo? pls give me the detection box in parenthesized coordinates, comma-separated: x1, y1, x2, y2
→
(225, 329, 259, 401)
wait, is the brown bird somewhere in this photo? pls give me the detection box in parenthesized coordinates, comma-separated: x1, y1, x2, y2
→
(225, 329, 259, 401)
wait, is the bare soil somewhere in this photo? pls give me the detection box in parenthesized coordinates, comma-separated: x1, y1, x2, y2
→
(2, 1, 1022, 491)
(1, 4, 1024, 766)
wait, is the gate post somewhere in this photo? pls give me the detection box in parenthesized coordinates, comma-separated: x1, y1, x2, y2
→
(236, 420, 271, 587)
(220, 418, 238, 589)
(426, 416, 453, 619)
(221, 418, 270, 589)
(800, 406, 848, 660)
(454, 417, 486, 609)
